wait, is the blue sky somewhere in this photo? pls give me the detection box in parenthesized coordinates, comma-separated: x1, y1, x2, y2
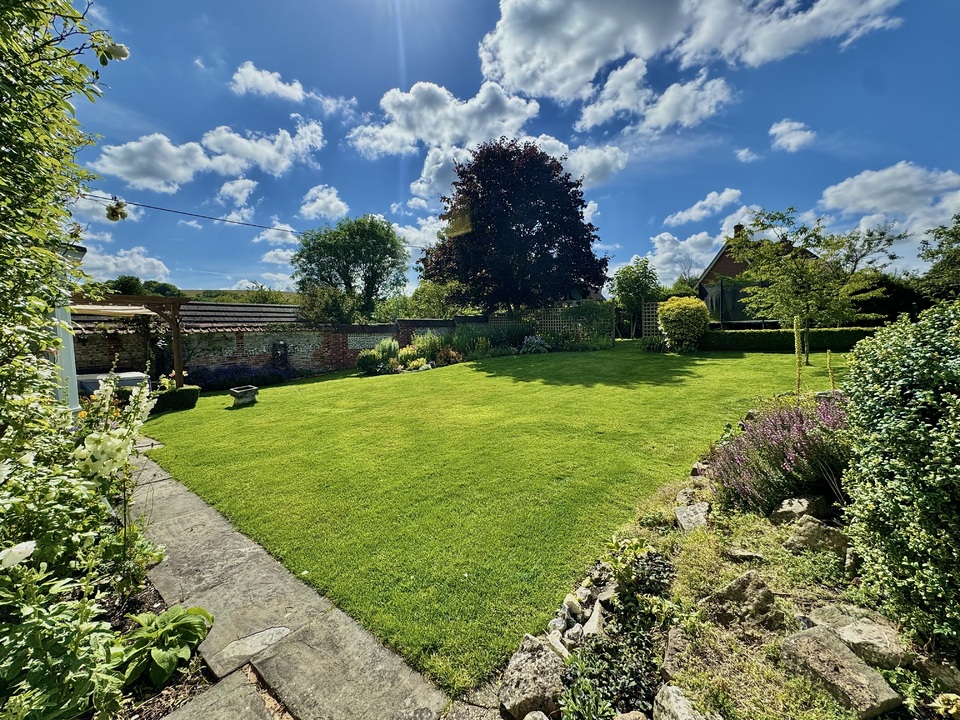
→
(71, 0, 960, 292)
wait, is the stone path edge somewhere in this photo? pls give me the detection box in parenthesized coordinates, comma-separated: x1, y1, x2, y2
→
(132, 444, 449, 720)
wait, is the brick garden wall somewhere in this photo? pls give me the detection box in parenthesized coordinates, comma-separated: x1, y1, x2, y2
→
(75, 333, 150, 374)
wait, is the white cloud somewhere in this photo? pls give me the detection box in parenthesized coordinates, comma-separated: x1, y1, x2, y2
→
(640, 71, 732, 132)
(647, 205, 758, 283)
(253, 217, 299, 245)
(81, 230, 114, 243)
(576, 58, 651, 131)
(315, 94, 359, 119)
(481, 0, 902, 103)
(89, 134, 210, 193)
(260, 272, 294, 290)
(819, 161, 960, 246)
(217, 178, 258, 207)
(299, 184, 350, 220)
(221, 207, 255, 223)
(584, 200, 599, 224)
(90, 119, 325, 192)
(81, 246, 170, 281)
(231, 279, 255, 290)
(348, 81, 539, 158)
(261, 248, 296, 265)
(193, 57, 206, 71)
(529, 135, 630, 189)
(664, 188, 741, 227)
(230, 61, 306, 102)
(407, 197, 429, 211)
(735, 147, 760, 163)
(178, 219, 202, 230)
(393, 215, 444, 250)
(201, 118, 325, 176)
(409, 145, 473, 202)
(769, 119, 816, 152)
(821, 161, 960, 216)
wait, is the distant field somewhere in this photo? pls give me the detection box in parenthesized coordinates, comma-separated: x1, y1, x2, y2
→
(146, 343, 840, 692)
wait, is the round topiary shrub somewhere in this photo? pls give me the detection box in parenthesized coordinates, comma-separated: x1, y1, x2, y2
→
(842, 300, 960, 653)
(656, 296, 710, 352)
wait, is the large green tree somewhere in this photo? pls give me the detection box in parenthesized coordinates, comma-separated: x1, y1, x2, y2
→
(293, 215, 408, 321)
(920, 213, 960, 300)
(611, 257, 660, 338)
(730, 209, 902, 363)
(419, 138, 608, 313)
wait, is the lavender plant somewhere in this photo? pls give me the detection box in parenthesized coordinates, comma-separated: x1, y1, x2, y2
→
(705, 397, 850, 514)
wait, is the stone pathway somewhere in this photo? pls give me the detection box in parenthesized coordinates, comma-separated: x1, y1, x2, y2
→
(131, 446, 448, 720)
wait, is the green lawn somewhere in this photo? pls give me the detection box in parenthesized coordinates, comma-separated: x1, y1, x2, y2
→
(145, 344, 840, 692)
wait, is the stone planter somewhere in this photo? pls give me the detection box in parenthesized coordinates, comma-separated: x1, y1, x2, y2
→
(229, 385, 259, 408)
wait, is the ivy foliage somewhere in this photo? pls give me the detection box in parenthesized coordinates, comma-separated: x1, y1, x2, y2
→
(842, 300, 960, 654)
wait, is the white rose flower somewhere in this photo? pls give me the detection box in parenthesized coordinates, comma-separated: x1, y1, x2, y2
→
(105, 43, 130, 61)
(1, 541, 36, 569)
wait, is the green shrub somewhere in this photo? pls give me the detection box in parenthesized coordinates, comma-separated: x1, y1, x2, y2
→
(449, 324, 484, 355)
(519, 335, 549, 354)
(842, 300, 960, 653)
(634, 335, 666, 353)
(398, 345, 420, 366)
(375, 337, 399, 361)
(412, 332, 448, 362)
(433, 347, 463, 367)
(487, 323, 533, 349)
(657, 297, 710, 352)
(406, 357, 427, 371)
(355, 349, 381, 376)
(699, 327, 877, 352)
(151, 386, 200, 414)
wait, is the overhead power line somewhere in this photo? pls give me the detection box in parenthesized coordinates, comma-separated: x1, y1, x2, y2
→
(77, 192, 433, 251)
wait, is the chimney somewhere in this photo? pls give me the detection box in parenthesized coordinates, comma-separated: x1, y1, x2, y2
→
(733, 223, 744, 238)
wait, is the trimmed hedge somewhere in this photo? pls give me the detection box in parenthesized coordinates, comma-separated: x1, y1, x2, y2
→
(152, 386, 200, 414)
(699, 327, 877, 353)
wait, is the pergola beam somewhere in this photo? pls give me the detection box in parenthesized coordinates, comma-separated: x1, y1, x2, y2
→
(70, 294, 190, 388)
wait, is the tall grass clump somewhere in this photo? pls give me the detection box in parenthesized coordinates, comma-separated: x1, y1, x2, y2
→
(705, 398, 850, 514)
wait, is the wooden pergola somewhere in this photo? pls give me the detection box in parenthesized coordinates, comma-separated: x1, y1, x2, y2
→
(70, 294, 190, 388)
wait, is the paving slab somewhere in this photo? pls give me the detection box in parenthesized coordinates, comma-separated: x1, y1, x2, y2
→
(163, 670, 272, 720)
(253, 617, 449, 720)
(133, 451, 449, 719)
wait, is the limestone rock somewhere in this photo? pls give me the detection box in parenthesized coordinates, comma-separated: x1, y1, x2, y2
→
(652, 685, 707, 720)
(597, 582, 619, 607)
(699, 570, 786, 636)
(913, 656, 960, 693)
(499, 635, 565, 720)
(781, 626, 901, 719)
(690, 462, 709, 477)
(807, 604, 876, 631)
(725, 547, 764, 563)
(661, 627, 690, 681)
(676, 488, 698, 506)
(583, 603, 604, 637)
(563, 593, 585, 623)
(675, 502, 710, 532)
(547, 616, 566, 634)
(563, 623, 584, 649)
(615, 712, 650, 720)
(837, 618, 913, 669)
(784, 516, 849, 559)
(523, 713, 550, 720)
(575, 586, 592, 604)
(545, 630, 570, 661)
(769, 497, 829, 525)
